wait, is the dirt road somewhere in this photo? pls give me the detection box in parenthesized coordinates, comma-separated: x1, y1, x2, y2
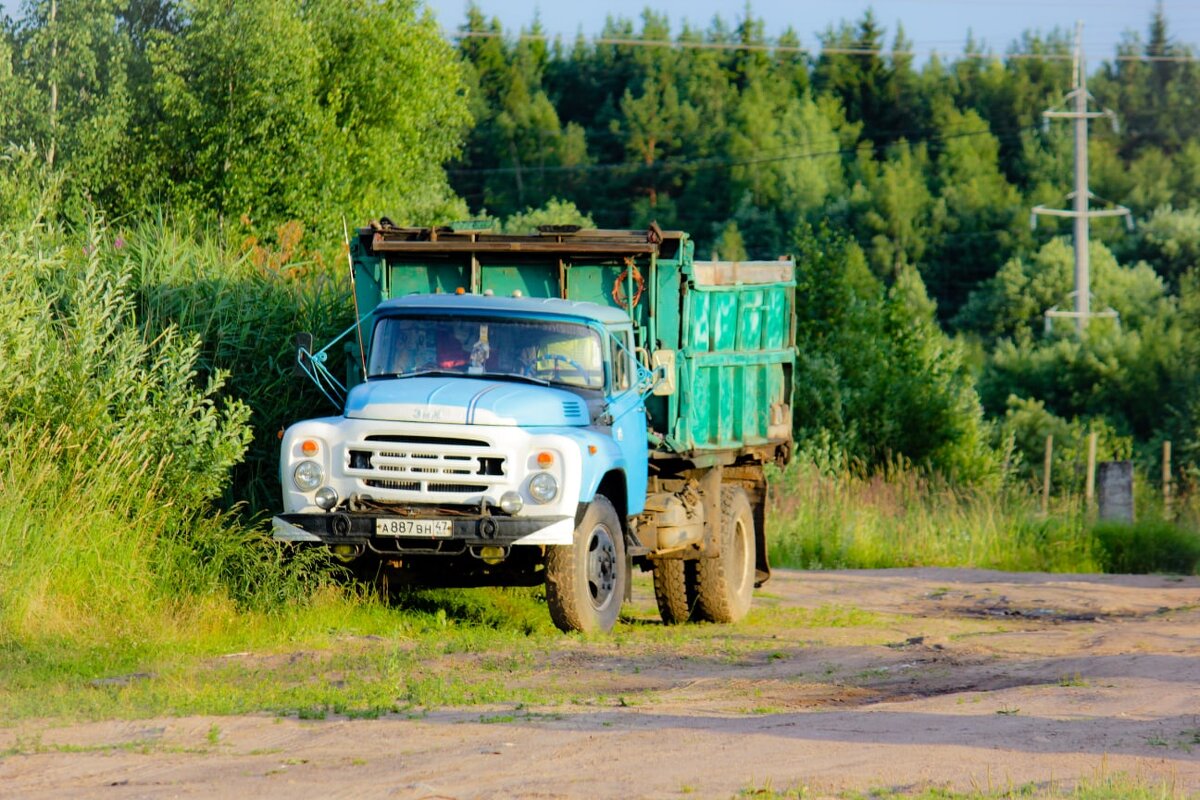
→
(3, 568, 1200, 798)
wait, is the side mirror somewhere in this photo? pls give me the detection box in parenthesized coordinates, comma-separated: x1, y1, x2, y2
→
(294, 332, 313, 377)
(651, 350, 676, 396)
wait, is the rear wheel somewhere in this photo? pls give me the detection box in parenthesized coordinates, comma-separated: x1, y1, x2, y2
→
(694, 486, 756, 623)
(545, 495, 626, 633)
(652, 558, 698, 624)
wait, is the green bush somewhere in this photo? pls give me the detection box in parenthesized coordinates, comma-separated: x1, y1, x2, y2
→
(790, 223, 999, 482)
(1091, 520, 1200, 574)
(0, 211, 331, 647)
(129, 215, 351, 511)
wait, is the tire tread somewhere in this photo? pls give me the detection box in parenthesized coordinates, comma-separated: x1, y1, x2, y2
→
(652, 559, 698, 624)
(694, 486, 754, 624)
(544, 495, 624, 633)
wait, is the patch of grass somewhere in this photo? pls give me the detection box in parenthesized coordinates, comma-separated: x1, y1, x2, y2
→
(0, 585, 568, 723)
(842, 770, 1186, 799)
(768, 463, 1100, 573)
(1091, 520, 1200, 575)
(738, 781, 809, 798)
(1, 734, 201, 758)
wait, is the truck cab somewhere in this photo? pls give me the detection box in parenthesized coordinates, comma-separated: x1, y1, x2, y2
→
(275, 223, 795, 632)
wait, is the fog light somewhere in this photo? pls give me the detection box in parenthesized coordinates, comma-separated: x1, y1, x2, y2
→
(528, 472, 558, 503)
(479, 546, 506, 565)
(499, 491, 523, 514)
(315, 486, 338, 510)
(293, 460, 323, 492)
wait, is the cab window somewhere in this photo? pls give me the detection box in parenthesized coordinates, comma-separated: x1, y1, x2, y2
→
(610, 331, 634, 393)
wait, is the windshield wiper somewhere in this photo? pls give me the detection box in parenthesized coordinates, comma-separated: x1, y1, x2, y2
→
(369, 369, 463, 380)
(474, 371, 550, 386)
(369, 369, 552, 386)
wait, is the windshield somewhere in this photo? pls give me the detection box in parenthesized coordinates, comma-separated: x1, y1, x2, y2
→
(368, 315, 605, 390)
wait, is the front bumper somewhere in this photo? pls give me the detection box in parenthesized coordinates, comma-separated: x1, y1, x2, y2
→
(272, 512, 574, 551)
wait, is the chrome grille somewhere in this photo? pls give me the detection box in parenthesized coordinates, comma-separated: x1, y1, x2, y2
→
(345, 434, 506, 497)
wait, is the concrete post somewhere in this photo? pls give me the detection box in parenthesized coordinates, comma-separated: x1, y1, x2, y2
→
(1097, 461, 1134, 523)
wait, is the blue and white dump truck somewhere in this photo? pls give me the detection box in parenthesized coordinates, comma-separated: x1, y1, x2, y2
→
(274, 223, 796, 632)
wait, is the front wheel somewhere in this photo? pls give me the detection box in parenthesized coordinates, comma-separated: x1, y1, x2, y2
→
(545, 495, 626, 633)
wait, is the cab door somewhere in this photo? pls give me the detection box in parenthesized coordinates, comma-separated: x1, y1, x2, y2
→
(607, 325, 648, 515)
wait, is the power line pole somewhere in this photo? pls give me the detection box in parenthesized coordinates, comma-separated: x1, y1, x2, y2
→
(1032, 21, 1130, 333)
(1072, 26, 1090, 329)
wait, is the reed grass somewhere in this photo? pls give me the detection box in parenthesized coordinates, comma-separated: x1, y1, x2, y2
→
(767, 461, 1199, 575)
(0, 212, 339, 658)
(768, 461, 1100, 572)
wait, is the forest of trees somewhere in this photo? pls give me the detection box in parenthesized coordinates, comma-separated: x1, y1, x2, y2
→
(2, 0, 1199, 495)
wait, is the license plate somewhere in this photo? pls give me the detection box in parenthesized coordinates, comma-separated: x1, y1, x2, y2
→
(375, 518, 453, 538)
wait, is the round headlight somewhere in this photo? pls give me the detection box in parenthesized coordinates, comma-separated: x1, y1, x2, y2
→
(499, 491, 523, 514)
(528, 472, 558, 504)
(315, 486, 339, 510)
(293, 460, 324, 492)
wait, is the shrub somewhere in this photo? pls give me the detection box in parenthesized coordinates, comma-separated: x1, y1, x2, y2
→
(790, 223, 999, 482)
(1091, 520, 1200, 574)
(128, 215, 351, 511)
(0, 211, 328, 646)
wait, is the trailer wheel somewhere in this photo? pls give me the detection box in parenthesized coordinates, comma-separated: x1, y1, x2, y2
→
(545, 495, 625, 633)
(652, 559, 698, 624)
(694, 487, 755, 623)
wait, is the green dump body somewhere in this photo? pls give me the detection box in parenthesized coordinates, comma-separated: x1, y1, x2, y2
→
(349, 224, 795, 462)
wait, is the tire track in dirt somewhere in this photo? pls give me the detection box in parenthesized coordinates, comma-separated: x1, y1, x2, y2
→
(3, 568, 1199, 799)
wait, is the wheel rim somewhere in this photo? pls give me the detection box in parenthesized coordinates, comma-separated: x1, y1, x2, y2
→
(731, 516, 752, 597)
(586, 523, 618, 611)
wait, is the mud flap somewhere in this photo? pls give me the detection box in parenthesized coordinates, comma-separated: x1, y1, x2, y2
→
(624, 551, 634, 602)
(754, 481, 771, 587)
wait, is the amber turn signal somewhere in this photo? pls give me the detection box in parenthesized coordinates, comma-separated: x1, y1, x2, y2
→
(536, 451, 554, 468)
(301, 439, 320, 456)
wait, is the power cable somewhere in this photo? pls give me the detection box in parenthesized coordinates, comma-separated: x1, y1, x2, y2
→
(451, 28, 1200, 63)
(448, 123, 1041, 176)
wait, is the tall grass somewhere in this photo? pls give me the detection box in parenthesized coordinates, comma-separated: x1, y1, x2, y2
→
(0, 212, 339, 658)
(129, 214, 352, 511)
(767, 462, 1103, 572)
(768, 462, 1200, 574)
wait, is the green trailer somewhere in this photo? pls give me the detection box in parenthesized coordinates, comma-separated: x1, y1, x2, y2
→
(278, 222, 795, 632)
(348, 223, 795, 462)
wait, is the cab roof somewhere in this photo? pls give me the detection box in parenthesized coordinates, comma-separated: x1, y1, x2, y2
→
(374, 293, 633, 325)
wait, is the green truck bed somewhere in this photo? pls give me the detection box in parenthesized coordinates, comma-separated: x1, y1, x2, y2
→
(349, 224, 795, 461)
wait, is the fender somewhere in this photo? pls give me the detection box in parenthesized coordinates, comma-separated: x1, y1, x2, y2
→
(552, 429, 644, 515)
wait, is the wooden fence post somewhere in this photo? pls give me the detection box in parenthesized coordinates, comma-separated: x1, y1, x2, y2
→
(1164, 440, 1173, 520)
(1042, 434, 1054, 515)
(1085, 432, 1097, 511)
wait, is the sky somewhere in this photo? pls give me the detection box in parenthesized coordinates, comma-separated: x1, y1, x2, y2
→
(2, 0, 1198, 63)
(422, 0, 1200, 62)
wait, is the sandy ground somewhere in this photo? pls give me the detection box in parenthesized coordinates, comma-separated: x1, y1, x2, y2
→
(3, 567, 1200, 799)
